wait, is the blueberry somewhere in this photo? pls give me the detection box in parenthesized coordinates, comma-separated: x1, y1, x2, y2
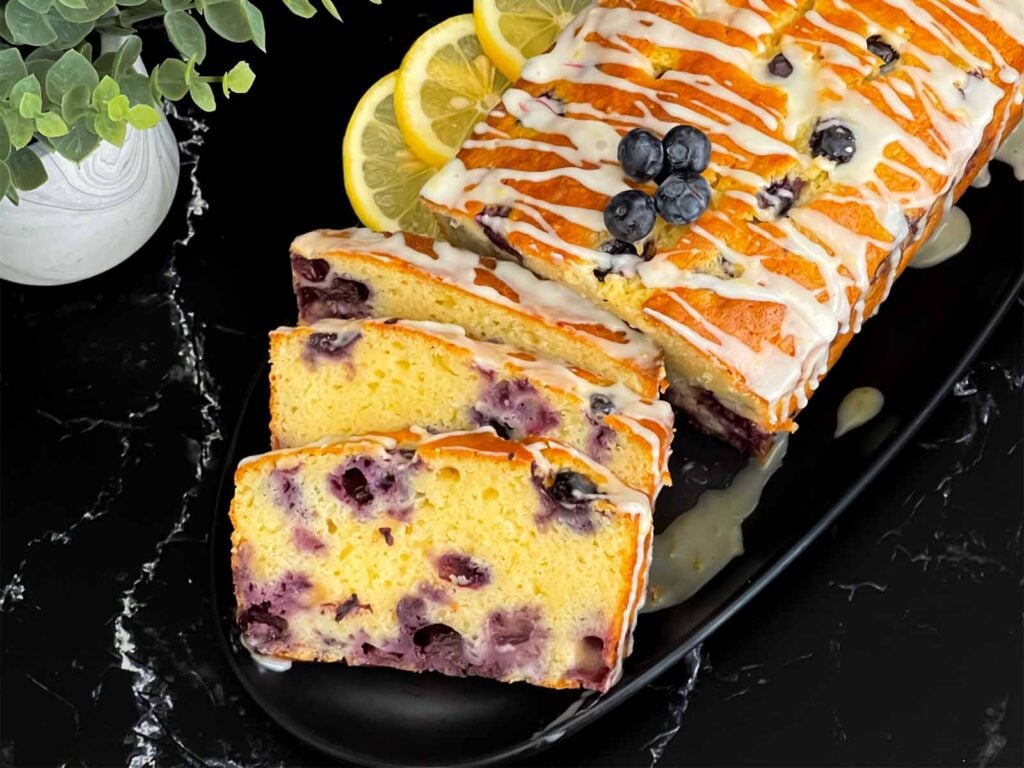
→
(589, 393, 615, 416)
(598, 239, 638, 256)
(768, 53, 793, 78)
(663, 124, 711, 173)
(305, 330, 362, 361)
(866, 35, 899, 67)
(617, 128, 665, 182)
(604, 189, 656, 242)
(548, 470, 599, 504)
(437, 553, 491, 588)
(334, 593, 371, 621)
(291, 255, 330, 283)
(756, 176, 806, 217)
(810, 119, 856, 164)
(654, 171, 712, 225)
(341, 467, 374, 506)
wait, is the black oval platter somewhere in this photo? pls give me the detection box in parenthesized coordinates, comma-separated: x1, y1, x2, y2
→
(206, 3, 1024, 762)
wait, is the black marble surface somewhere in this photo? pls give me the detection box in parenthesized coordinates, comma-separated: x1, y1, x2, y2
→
(2, 5, 1023, 766)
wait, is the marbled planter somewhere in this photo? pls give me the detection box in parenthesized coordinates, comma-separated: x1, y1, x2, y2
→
(0, 115, 180, 286)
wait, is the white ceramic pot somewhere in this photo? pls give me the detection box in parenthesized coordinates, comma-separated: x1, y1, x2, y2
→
(0, 55, 180, 286)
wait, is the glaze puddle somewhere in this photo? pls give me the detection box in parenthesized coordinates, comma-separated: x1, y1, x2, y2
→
(835, 387, 885, 438)
(910, 207, 970, 269)
(643, 436, 788, 612)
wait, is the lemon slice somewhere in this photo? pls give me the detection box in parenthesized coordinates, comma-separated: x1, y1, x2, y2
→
(395, 14, 511, 167)
(342, 71, 441, 237)
(474, 0, 591, 81)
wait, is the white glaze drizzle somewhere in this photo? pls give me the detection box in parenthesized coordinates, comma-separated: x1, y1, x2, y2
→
(834, 386, 885, 437)
(909, 205, 972, 268)
(422, 0, 1022, 426)
(643, 434, 788, 611)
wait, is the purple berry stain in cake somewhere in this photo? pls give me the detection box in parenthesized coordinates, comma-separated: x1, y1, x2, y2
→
(567, 634, 611, 688)
(585, 393, 617, 461)
(235, 566, 313, 652)
(471, 376, 560, 440)
(327, 450, 419, 521)
(533, 469, 606, 533)
(349, 597, 548, 680)
(292, 254, 373, 322)
(270, 466, 306, 517)
(437, 553, 490, 588)
(292, 526, 325, 553)
(378, 527, 394, 546)
(303, 330, 362, 365)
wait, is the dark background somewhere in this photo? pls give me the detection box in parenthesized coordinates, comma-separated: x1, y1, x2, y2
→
(2, 2, 1022, 766)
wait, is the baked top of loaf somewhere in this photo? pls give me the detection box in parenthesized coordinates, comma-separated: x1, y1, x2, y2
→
(290, 228, 667, 398)
(423, 0, 1024, 433)
(268, 317, 673, 498)
(230, 428, 652, 691)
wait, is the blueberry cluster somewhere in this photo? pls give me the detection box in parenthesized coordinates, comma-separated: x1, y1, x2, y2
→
(604, 125, 713, 247)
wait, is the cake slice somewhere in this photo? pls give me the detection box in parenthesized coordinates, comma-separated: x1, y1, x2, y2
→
(289, 228, 666, 398)
(420, 0, 1024, 453)
(230, 428, 652, 692)
(269, 317, 672, 499)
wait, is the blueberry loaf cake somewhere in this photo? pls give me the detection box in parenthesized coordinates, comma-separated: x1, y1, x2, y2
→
(269, 317, 672, 499)
(290, 228, 666, 398)
(422, 0, 1024, 453)
(230, 429, 652, 691)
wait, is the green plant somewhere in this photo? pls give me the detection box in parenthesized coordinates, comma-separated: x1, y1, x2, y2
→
(0, 0, 362, 203)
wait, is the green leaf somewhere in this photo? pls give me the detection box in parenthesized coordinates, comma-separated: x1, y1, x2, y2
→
(0, 118, 10, 162)
(94, 111, 126, 145)
(52, 0, 116, 23)
(56, 0, 88, 8)
(92, 51, 114, 78)
(5, 1, 57, 46)
(115, 0, 150, 6)
(1, 106, 35, 148)
(162, 0, 193, 9)
(221, 60, 254, 96)
(18, 92, 43, 118)
(76, 41, 92, 59)
(6, 185, 21, 205)
(188, 78, 214, 111)
(35, 110, 68, 137)
(203, 0, 253, 43)
(281, 0, 316, 19)
(20, 0, 54, 12)
(164, 11, 206, 63)
(0, 161, 11, 201)
(91, 75, 119, 109)
(0, 48, 28, 98)
(126, 103, 160, 129)
(118, 72, 156, 107)
(243, 1, 264, 51)
(153, 58, 187, 100)
(112, 34, 142, 78)
(45, 49, 97, 103)
(321, 0, 341, 21)
(25, 45, 61, 62)
(48, 14, 92, 47)
(8, 145, 46, 189)
(60, 83, 93, 124)
(116, 0, 164, 27)
(51, 118, 99, 160)
(106, 93, 129, 121)
(11, 73, 41, 102)
(26, 57, 55, 85)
